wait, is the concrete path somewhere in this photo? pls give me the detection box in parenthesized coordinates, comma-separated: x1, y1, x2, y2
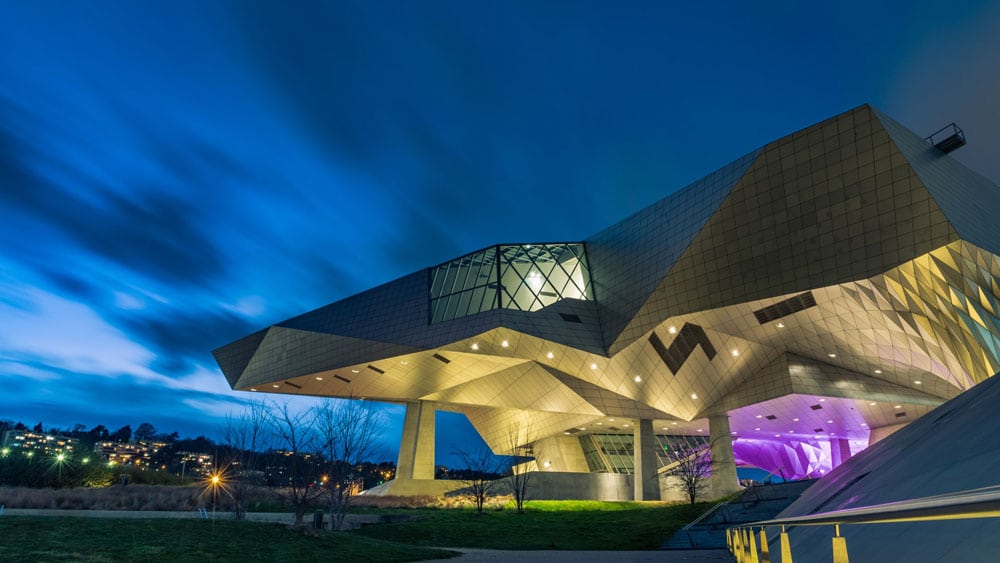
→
(441, 549, 732, 562)
(0, 508, 395, 530)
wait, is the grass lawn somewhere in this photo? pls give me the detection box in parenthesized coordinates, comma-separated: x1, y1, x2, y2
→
(353, 500, 714, 550)
(0, 516, 457, 562)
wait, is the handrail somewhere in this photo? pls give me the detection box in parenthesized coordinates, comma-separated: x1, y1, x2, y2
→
(748, 483, 1000, 527)
(726, 484, 1000, 563)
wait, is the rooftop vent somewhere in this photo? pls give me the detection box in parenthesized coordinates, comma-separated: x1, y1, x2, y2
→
(926, 123, 966, 154)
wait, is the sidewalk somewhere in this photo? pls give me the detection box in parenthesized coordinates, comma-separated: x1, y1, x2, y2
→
(442, 549, 732, 562)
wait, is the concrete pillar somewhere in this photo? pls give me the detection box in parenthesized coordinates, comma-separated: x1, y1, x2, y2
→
(709, 414, 741, 497)
(633, 419, 660, 500)
(396, 400, 435, 480)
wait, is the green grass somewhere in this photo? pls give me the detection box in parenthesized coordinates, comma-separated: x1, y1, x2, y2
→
(0, 517, 457, 562)
(353, 500, 714, 550)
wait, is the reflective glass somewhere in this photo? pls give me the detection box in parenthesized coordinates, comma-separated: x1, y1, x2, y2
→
(429, 242, 593, 323)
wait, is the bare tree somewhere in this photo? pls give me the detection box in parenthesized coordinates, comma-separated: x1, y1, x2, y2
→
(267, 401, 321, 526)
(453, 443, 506, 513)
(506, 423, 534, 514)
(222, 399, 271, 520)
(315, 397, 383, 531)
(666, 440, 712, 504)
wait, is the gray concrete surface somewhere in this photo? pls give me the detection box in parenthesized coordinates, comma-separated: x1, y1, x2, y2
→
(441, 549, 732, 562)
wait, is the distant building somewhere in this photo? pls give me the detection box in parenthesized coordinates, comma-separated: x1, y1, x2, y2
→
(93, 440, 168, 467)
(2, 430, 79, 458)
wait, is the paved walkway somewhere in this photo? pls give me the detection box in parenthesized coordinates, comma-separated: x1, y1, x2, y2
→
(441, 549, 732, 562)
(0, 508, 392, 529)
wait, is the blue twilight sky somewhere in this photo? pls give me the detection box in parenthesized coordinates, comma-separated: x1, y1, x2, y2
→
(1, 1, 999, 466)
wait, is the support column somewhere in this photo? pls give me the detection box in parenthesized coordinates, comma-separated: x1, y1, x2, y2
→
(709, 414, 741, 498)
(396, 400, 436, 480)
(633, 419, 660, 500)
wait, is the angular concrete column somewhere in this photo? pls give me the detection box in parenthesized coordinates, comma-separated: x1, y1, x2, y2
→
(709, 414, 741, 498)
(396, 400, 436, 480)
(633, 419, 660, 500)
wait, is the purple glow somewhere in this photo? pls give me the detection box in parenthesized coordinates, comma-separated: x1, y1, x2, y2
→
(732, 437, 869, 480)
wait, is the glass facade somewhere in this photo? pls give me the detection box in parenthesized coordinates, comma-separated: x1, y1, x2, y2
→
(581, 434, 709, 474)
(429, 243, 593, 324)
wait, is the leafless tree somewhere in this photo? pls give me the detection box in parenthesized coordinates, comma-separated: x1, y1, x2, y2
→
(506, 423, 534, 514)
(221, 399, 271, 520)
(453, 443, 506, 513)
(267, 400, 321, 526)
(315, 396, 384, 531)
(666, 440, 712, 504)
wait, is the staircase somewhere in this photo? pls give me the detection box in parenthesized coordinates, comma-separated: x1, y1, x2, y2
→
(661, 480, 816, 549)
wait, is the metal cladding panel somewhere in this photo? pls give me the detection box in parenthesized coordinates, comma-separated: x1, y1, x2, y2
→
(771, 373, 1000, 562)
(212, 327, 269, 386)
(585, 150, 759, 351)
(613, 105, 961, 352)
(874, 108, 1000, 256)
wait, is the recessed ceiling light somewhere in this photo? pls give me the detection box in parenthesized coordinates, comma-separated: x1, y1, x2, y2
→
(579, 427, 586, 431)
(894, 405, 902, 409)
(731, 349, 739, 357)
(697, 429, 703, 432)
(471, 343, 479, 351)
(623, 423, 630, 427)
(754, 427, 760, 431)
(590, 363, 598, 370)
(400, 361, 408, 365)
(662, 427, 668, 430)
(609, 418, 615, 422)
(775, 434, 781, 438)
(668, 326, 677, 334)
(755, 415, 763, 419)
(351, 369, 360, 373)
(861, 423, 868, 427)
(501, 340, 509, 348)
(633, 375, 642, 383)
(792, 418, 799, 422)
(315, 377, 323, 381)
(869, 402, 877, 406)
(250, 388, 257, 392)
(272, 384, 279, 388)
(914, 380, 922, 385)
(776, 322, 785, 328)
(564, 431, 571, 435)
(691, 393, 698, 400)
(829, 432, 836, 436)
(874, 369, 882, 374)
(546, 351, 554, 359)
(731, 431, 737, 435)
(788, 430, 794, 433)
(596, 422, 603, 426)
(671, 422, 677, 426)
(819, 399, 826, 402)
(828, 353, 837, 358)
(826, 420, 833, 424)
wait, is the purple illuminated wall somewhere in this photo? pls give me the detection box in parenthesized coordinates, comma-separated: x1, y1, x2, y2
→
(731, 437, 868, 480)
